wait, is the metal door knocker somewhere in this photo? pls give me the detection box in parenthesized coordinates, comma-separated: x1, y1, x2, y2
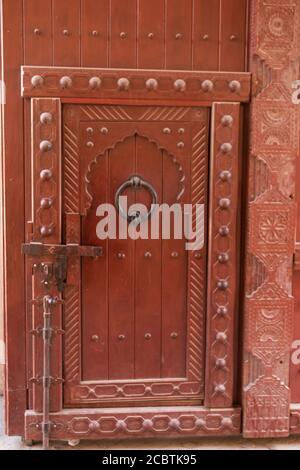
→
(115, 175, 158, 223)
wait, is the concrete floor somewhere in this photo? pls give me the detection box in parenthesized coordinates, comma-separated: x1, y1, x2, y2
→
(1, 397, 300, 450)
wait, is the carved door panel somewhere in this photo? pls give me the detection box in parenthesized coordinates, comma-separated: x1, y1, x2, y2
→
(62, 105, 209, 407)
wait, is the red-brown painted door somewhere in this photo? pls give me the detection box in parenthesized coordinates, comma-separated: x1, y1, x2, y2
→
(62, 104, 209, 407)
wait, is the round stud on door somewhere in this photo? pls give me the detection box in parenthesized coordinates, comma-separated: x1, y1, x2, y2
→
(40, 169, 53, 181)
(169, 419, 180, 430)
(163, 127, 171, 134)
(40, 198, 53, 209)
(230, 35, 237, 41)
(92, 30, 99, 37)
(100, 127, 109, 135)
(117, 77, 130, 91)
(145, 333, 152, 340)
(214, 384, 226, 394)
(219, 198, 231, 209)
(216, 331, 228, 343)
(201, 79, 214, 92)
(40, 112, 53, 125)
(60, 76, 72, 89)
(217, 306, 228, 316)
(146, 78, 158, 91)
(40, 226, 53, 237)
(202, 34, 209, 40)
(86, 141, 94, 148)
(120, 32, 127, 39)
(217, 279, 229, 290)
(147, 32, 154, 39)
(89, 421, 100, 432)
(221, 417, 233, 428)
(218, 253, 230, 264)
(171, 252, 179, 259)
(31, 75, 44, 88)
(219, 226, 230, 237)
(144, 252, 152, 259)
(219, 170, 232, 182)
(220, 142, 233, 154)
(33, 28, 41, 35)
(39, 140, 52, 152)
(118, 334, 126, 341)
(216, 358, 227, 369)
(171, 332, 178, 339)
(221, 115, 234, 127)
(91, 335, 100, 342)
(177, 142, 185, 149)
(143, 419, 153, 430)
(117, 252, 126, 259)
(174, 79, 186, 92)
(89, 76, 102, 89)
(63, 29, 70, 36)
(228, 80, 241, 93)
(175, 33, 183, 40)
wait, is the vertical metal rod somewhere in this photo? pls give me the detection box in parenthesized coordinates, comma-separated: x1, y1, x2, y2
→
(42, 295, 54, 450)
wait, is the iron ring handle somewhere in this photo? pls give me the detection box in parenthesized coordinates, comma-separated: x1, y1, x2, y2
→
(115, 175, 158, 223)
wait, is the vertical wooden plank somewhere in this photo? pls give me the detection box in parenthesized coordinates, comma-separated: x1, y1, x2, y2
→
(135, 136, 162, 379)
(108, 137, 135, 379)
(52, 0, 80, 66)
(137, 0, 165, 69)
(81, 152, 109, 381)
(193, 0, 220, 71)
(81, 0, 109, 67)
(1, 0, 26, 436)
(219, 0, 247, 71)
(109, 0, 137, 68)
(161, 149, 190, 378)
(23, 0, 52, 65)
(31, 98, 62, 413)
(165, 0, 193, 70)
(205, 102, 240, 408)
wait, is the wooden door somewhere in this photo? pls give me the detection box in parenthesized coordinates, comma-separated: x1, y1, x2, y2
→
(62, 104, 209, 407)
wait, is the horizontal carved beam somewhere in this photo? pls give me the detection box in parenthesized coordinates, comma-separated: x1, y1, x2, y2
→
(22, 66, 251, 103)
(25, 407, 241, 440)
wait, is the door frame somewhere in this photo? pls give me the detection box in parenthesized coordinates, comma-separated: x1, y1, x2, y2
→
(20, 66, 247, 440)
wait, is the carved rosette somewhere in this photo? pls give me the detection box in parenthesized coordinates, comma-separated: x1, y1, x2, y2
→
(244, 0, 300, 437)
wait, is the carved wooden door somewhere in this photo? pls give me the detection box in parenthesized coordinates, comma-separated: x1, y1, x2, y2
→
(62, 104, 209, 407)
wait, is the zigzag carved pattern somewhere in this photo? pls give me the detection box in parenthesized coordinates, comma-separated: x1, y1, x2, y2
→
(80, 105, 133, 121)
(64, 125, 80, 213)
(64, 286, 81, 382)
(188, 124, 207, 381)
(138, 107, 190, 121)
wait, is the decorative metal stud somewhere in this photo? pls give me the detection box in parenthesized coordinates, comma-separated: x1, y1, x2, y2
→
(86, 141, 94, 148)
(221, 115, 234, 127)
(171, 252, 179, 259)
(214, 384, 226, 394)
(219, 226, 230, 237)
(216, 331, 228, 343)
(146, 78, 158, 90)
(229, 80, 241, 93)
(40, 112, 53, 125)
(178, 128, 185, 134)
(202, 34, 209, 40)
(194, 252, 202, 259)
(144, 252, 152, 259)
(143, 419, 153, 430)
(201, 79, 214, 92)
(174, 79, 186, 92)
(221, 417, 233, 428)
(100, 127, 109, 135)
(39, 140, 52, 152)
(40, 198, 53, 209)
(120, 32, 127, 39)
(163, 128, 171, 134)
(86, 127, 94, 135)
(216, 358, 227, 368)
(219, 198, 231, 209)
(63, 29, 70, 36)
(217, 279, 229, 290)
(117, 77, 130, 91)
(34, 28, 41, 35)
(40, 169, 53, 181)
(175, 33, 182, 40)
(145, 333, 152, 340)
(89, 421, 100, 432)
(118, 334, 126, 341)
(31, 75, 44, 88)
(218, 253, 230, 264)
(89, 76, 102, 89)
(196, 418, 206, 428)
(220, 142, 233, 154)
(117, 252, 126, 259)
(177, 142, 185, 149)
(60, 76, 72, 89)
(230, 35, 237, 41)
(116, 420, 126, 431)
(92, 30, 99, 37)
(169, 419, 180, 430)
(40, 226, 53, 237)
(217, 306, 228, 316)
(219, 170, 232, 181)
(147, 32, 154, 39)
(171, 332, 178, 339)
(91, 335, 100, 342)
